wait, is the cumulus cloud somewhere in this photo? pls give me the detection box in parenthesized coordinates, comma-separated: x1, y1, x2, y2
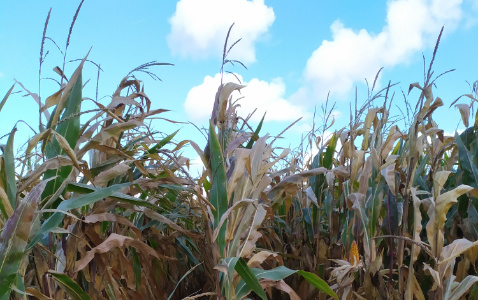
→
(184, 73, 307, 123)
(168, 0, 275, 63)
(303, 0, 464, 101)
(188, 156, 205, 177)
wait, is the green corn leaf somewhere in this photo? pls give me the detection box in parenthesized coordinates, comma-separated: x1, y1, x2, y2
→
(148, 129, 179, 154)
(208, 123, 228, 256)
(382, 189, 399, 236)
(5, 127, 17, 208)
(48, 271, 90, 300)
(234, 258, 267, 300)
(0, 179, 50, 299)
(245, 112, 265, 149)
(131, 247, 142, 291)
(27, 182, 132, 250)
(368, 177, 385, 238)
(323, 132, 338, 169)
(297, 270, 338, 300)
(223, 256, 240, 290)
(43, 59, 85, 200)
(455, 132, 478, 188)
(236, 266, 338, 300)
(66, 182, 158, 210)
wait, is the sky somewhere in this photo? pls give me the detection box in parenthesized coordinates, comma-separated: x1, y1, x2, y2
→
(1, 0, 478, 175)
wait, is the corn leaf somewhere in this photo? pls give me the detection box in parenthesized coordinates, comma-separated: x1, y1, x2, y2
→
(234, 257, 268, 300)
(0, 84, 14, 113)
(74, 233, 166, 272)
(43, 62, 84, 199)
(27, 182, 132, 250)
(5, 127, 17, 208)
(236, 266, 338, 300)
(455, 132, 478, 189)
(297, 270, 339, 300)
(147, 129, 179, 154)
(208, 123, 228, 256)
(446, 275, 478, 300)
(245, 113, 265, 149)
(0, 179, 49, 299)
(66, 182, 158, 210)
(48, 271, 90, 300)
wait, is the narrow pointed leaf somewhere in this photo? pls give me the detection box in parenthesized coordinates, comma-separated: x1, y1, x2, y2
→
(43, 62, 83, 199)
(246, 113, 265, 149)
(455, 132, 478, 188)
(297, 270, 338, 300)
(27, 183, 132, 250)
(147, 129, 179, 154)
(234, 258, 267, 300)
(208, 123, 228, 255)
(48, 271, 90, 300)
(5, 127, 17, 207)
(236, 266, 338, 300)
(0, 84, 14, 113)
(447, 275, 478, 300)
(0, 180, 49, 298)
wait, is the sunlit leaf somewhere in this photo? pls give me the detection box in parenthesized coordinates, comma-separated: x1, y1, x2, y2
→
(208, 122, 228, 256)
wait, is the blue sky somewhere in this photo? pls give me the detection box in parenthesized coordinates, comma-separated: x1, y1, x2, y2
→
(1, 0, 478, 174)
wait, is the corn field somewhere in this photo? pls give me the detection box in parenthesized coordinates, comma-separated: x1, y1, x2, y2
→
(1, 7, 478, 300)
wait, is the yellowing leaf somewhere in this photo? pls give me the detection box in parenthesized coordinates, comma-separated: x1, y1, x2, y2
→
(433, 171, 451, 199)
(381, 126, 403, 157)
(455, 104, 470, 127)
(361, 108, 378, 150)
(381, 163, 396, 195)
(26, 128, 52, 154)
(426, 185, 474, 257)
(410, 187, 424, 262)
(439, 239, 478, 266)
(42, 87, 64, 112)
(51, 130, 82, 171)
(350, 150, 365, 189)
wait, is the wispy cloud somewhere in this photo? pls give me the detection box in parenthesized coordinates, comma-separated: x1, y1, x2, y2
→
(184, 73, 307, 124)
(301, 0, 464, 101)
(168, 0, 275, 63)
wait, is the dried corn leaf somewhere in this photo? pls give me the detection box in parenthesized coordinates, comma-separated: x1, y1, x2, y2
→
(143, 208, 198, 238)
(426, 185, 474, 257)
(247, 251, 279, 268)
(212, 82, 245, 125)
(42, 87, 64, 112)
(455, 104, 470, 127)
(239, 204, 267, 257)
(362, 108, 378, 150)
(75, 233, 173, 272)
(84, 213, 141, 237)
(18, 156, 74, 193)
(26, 128, 52, 154)
(93, 162, 131, 187)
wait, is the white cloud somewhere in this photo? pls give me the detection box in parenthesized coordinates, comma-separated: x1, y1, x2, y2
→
(168, 0, 275, 63)
(184, 73, 307, 123)
(188, 155, 205, 178)
(303, 0, 464, 101)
